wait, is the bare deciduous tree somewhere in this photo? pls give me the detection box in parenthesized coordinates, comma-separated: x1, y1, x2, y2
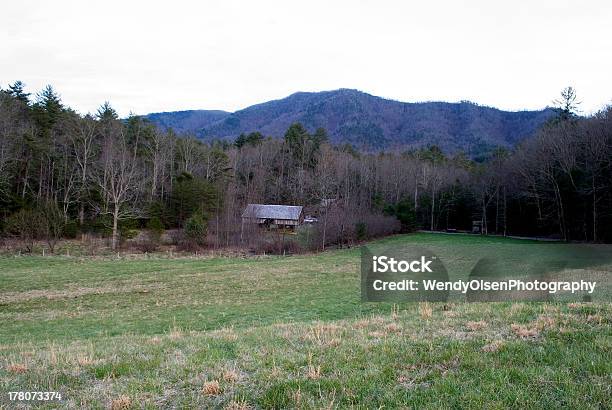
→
(97, 121, 143, 250)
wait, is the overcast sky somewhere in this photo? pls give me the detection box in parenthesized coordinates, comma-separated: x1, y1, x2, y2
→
(2, 0, 611, 117)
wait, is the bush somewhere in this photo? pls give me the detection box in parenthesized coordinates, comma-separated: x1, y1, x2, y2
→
(119, 219, 139, 242)
(384, 199, 416, 233)
(136, 238, 160, 253)
(38, 201, 65, 252)
(355, 222, 367, 241)
(4, 209, 44, 253)
(137, 216, 165, 252)
(147, 217, 164, 242)
(184, 214, 207, 248)
(148, 201, 170, 227)
(85, 215, 113, 237)
(64, 220, 79, 239)
(254, 237, 302, 255)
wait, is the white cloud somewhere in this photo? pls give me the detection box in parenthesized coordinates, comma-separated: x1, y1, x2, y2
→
(2, 0, 611, 116)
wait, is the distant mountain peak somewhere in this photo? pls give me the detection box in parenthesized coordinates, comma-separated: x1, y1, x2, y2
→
(146, 90, 555, 155)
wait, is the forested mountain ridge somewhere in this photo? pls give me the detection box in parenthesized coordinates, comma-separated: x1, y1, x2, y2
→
(145, 109, 229, 135)
(146, 89, 556, 153)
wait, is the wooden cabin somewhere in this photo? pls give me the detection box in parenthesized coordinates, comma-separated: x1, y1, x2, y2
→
(241, 204, 304, 230)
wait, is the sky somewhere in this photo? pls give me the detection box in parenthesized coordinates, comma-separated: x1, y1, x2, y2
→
(2, 0, 611, 117)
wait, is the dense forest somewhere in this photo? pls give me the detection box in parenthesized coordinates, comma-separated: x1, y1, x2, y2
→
(1, 82, 611, 254)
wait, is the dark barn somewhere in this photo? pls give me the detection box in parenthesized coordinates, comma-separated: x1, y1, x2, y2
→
(241, 204, 304, 230)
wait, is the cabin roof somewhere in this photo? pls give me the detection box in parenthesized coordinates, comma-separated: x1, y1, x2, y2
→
(242, 204, 303, 220)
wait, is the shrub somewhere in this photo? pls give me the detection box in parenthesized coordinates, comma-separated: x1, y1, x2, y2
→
(184, 214, 207, 248)
(137, 216, 165, 252)
(255, 238, 302, 255)
(355, 222, 367, 241)
(384, 199, 416, 232)
(119, 219, 139, 242)
(38, 201, 65, 252)
(5, 209, 44, 252)
(147, 217, 164, 242)
(136, 238, 160, 253)
(64, 220, 79, 239)
(85, 215, 113, 237)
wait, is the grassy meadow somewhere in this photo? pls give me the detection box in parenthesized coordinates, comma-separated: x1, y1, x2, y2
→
(0, 233, 610, 408)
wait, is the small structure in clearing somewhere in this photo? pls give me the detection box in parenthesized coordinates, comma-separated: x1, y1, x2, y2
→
(241, 204, 304, 231)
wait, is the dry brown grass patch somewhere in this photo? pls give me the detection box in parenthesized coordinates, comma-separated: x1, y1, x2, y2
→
(391, 304, 399, 321)
(511, 324, 539, 339)
(356, 316, 385, 327)
(7, 363, 28, 373)
(76, 355, 96, 366)
(305, 353, 322, 380)
(482, 340, 505, 352)
(110, 395, 131, 410)
(306, 323, 343, 345)
(510, 303, 524, 314)
(326, 338, 342, 347)
(203, 380, 222, 396)
(292, 388, 302, 407)
(269, 365, 282, 378)
(543, 304, 560, 314)
(281, 330, 293, 340)
(465, 320, 488, 331)
(223, 369, 240, 383)
(368, 331, 385, 338)
(535, 315, 556, 329)
(384, 323, 401, 334)
(586, 314, 603, 324)
(224, 399, 252, 410)
(48, 346, 58, 365)
(397, 375, 431, 390)
(214, 327, 238, 342)
(168, 326, 183, 340)
(352, 319, 370, 329)
(419, 302, 433, 319)
(306, 364, 321, 380)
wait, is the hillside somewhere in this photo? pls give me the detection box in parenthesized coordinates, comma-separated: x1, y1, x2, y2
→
(146, 89, 555, 153)
(146, 109, 229, 135)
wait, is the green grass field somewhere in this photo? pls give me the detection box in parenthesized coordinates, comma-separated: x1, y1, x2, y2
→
(0, 233, 610, 409)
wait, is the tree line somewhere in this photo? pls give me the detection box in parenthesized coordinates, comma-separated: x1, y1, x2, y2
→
(1, 82, 611, 253)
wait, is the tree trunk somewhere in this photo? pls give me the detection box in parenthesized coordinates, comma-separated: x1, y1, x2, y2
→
(79, 204, 84, 225)
(552, 179, 567, 241)
(592, 177, 597, 242)
(495, 190, 499, 234)
(503, 186, 507, 237)
(111, 204, 119, 250)
(321, 210, 328, 251)
(482, 198, 487, 235)
(21, 162, 29, 198)
(430, 189, 435, 231)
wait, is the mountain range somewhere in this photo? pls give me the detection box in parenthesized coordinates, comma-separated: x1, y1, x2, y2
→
(146, 89, 556, 154)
